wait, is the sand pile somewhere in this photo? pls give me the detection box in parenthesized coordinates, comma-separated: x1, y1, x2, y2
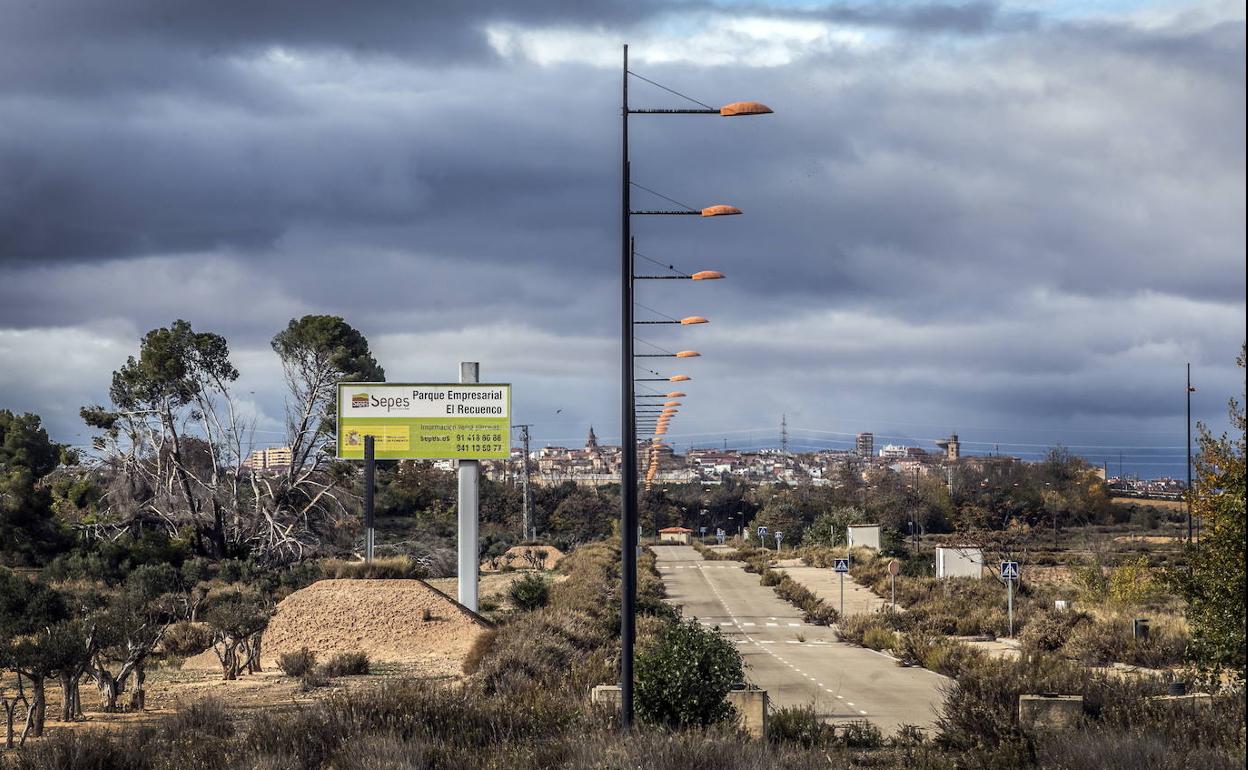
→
(262, 579, 490, 668)
(484, 544, 567, 571)
(184, 579, 490, 676)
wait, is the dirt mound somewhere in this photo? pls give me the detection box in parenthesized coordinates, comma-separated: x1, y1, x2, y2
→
(184, 579, 490, 676)
(484, 544, 566, 571)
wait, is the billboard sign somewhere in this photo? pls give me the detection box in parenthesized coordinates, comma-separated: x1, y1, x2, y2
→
(336, 382, 510, 460)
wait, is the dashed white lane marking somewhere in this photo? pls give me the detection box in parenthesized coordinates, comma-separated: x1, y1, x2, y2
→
(662, 554, 874, 725)
(847, 702, 855, 706)
(788, 622, 802, 627)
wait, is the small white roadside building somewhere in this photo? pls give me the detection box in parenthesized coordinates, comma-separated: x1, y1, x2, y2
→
(846, 524, 881, 550)
(658, 526, 693, 545)
(935, 546, 985, 578)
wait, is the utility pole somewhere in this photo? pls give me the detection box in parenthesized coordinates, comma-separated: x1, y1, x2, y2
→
(1187, 363, 1196, 543)
(780, 414, 789, 456)
(513, 424, 534, 540)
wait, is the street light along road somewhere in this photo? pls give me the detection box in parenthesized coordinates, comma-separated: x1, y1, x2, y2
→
(618, 42, 771, 729)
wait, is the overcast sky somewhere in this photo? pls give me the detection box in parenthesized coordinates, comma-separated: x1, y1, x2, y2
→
(1, 0, 1243, 477)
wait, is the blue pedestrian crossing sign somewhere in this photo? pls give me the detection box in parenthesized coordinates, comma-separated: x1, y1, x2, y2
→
(757, 525, 768, 537)
(1000, 561, 1020, 580)
(833, 558, 850, 573)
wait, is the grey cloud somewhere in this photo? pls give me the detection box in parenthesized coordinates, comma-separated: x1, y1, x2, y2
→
(0, 1, 1243, 472)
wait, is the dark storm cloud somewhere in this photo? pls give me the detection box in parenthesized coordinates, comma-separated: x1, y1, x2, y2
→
(0, 0, 1243, 455)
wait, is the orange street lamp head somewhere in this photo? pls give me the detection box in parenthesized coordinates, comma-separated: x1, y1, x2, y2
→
(719, 101, 773, 116)
(691, 271, 724, 280)
(701, 205, 742, 217)
(669, 375, 691, 382)
(655, 427, 667, 435)
(666, 391, 687, 397)
(663, 401, 681, 407)
(662, 410, 678, 416)
(680, 316, 708, 325)
(675, 350, 700, 358)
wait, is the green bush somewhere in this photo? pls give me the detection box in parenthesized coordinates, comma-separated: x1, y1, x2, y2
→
(278, 647, 318, 677)
(508, 573, 551, 611)
(320, 651, 370, 677)
(635, 619, 744, 728)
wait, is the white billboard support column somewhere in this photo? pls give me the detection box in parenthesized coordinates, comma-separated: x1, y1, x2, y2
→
(458, 361, 480, 611)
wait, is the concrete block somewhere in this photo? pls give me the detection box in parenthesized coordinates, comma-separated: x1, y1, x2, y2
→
(590, 684, 621, 710)
(1018, 694, 1083, 733)
(587, 683, 769, 740)
(727, 687, 768, 740)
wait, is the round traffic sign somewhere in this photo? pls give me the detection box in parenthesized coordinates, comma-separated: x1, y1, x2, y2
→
(887, 559, 900, 577)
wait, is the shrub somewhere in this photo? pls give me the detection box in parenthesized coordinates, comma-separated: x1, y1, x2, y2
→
(837, 614, 886, 646)
(837, 719, 885, 748)
(1020, 609, 1088, 654)
(508, 573, 551, 611)
(477, 596, 500, 612)
(635, 619, 744, 728)
(921, 640, 985, 678)
(895, 628, 941, 667)
(163, 620, 215, 657)
(1065, 618, 1127, 665)
(862, 626, 895, 651)
(320, 651, 370, 677)
(322, 556, 427, 580)
(278, 647, 317, 678)
(768, 705, 834, 747)
(462, 629, 497, 675)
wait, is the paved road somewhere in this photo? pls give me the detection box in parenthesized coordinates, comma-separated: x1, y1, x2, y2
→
(654, 545, 947, 735)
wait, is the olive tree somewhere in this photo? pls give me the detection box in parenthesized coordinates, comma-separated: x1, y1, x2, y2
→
(202, 589, 271, 680)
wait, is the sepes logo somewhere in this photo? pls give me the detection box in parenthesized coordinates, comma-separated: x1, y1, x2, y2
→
(351, 392, 370, 409)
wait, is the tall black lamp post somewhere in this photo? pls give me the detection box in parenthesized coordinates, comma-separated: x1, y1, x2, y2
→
(618, 43, 771, 728)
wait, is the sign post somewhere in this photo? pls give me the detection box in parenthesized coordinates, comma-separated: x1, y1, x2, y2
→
(774, 531, 784, 551)
(757, 525, 768, 550)
(363, 435, 375, 563)
(457, 363, 481, 612)
(336, 376, 510, 614)
(887, 559, 900, 612)
(1000, 561, 1020, 636)
(834, 557, 850, 616)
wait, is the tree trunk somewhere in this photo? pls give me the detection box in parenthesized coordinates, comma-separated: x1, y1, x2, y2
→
(28, 676, 46, 738)
(247, 634, 262, 673)
(58, 672, 77, 721)
(221, 642, 238, 681)
(128, 662, 146, 711)
(3, 699, 16, 749)
(95, 668, 122, 711)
